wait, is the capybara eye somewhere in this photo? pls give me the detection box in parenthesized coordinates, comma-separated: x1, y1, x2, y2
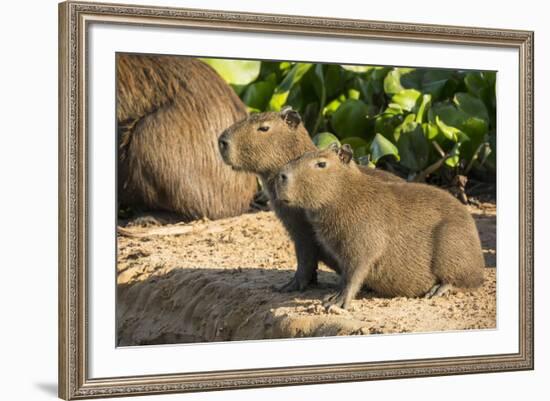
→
(258, 125, 270, 132)
(316, 161, 327, 169)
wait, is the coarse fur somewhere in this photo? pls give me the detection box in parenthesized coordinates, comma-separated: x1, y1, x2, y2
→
(117, 54, 257, 221)
(275, 145, 485, 309)
(218, 108, 403, 291)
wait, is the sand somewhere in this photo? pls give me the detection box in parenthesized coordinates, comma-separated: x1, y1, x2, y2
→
(116, 202, 496, 346)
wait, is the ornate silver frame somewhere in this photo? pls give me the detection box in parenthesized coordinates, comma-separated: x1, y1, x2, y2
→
(58, 1, 534, 399)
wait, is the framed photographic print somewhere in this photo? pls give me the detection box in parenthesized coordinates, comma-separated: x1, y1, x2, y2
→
(58, 1, 534, 399)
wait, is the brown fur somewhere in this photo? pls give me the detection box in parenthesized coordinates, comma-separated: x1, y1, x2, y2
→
(275, 146, 485, 309)
(117, 54, 257, 221)
(218, 109, 403, 291)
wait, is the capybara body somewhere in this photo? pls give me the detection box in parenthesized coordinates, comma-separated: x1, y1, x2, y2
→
(218, 108, 402, 291)
(275, 145, 485, 309)
(117, 54, 257, 221)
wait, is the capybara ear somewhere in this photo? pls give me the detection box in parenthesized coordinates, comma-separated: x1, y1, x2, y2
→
(281, 106, 302, 129)
(338, 144, 353, 164)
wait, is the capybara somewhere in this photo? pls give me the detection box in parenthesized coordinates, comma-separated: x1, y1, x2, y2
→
(274, 144, 485, 309)
(218, 107, 402, 291)
(117, 54, 257, 221)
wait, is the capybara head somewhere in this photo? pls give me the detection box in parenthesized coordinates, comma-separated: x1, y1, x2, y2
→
(218, 107, 313, 175)
(275, 144, 357, 210)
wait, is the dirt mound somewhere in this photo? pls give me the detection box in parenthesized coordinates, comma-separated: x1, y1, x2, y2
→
(117, 203, 496, 346)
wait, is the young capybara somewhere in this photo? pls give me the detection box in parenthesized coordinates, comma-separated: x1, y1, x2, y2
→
(274, 144, 485, 309)
(218, 107, 402, 291)
(117, 54, 257, 221)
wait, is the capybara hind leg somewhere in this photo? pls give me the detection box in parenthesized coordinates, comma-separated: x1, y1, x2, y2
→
(432, 219, 485, 290)
(424, 283, 453, 298)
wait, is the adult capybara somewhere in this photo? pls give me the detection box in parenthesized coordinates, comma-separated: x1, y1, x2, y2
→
(274, 144, 485, 309)
(218, 107, 402, 291)
(117, 54, 257, 221)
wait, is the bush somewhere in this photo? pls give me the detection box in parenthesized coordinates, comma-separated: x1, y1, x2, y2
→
(203, 59, 496, 181)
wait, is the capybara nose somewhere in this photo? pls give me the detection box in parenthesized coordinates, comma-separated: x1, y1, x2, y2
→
(218, 137, 229, 153)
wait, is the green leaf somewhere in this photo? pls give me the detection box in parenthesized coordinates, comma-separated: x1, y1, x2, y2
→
(258, 61, 282, 81)
(372, 67, 391, 81)
(484, 71, 497, 87)
(268, 63, 313, 111)
(429, 103, 468, 128)
(421, 70, 454, 99)
(325, 65, 346, 99)
(435, 115, 462, 142)
(383, 70, 404, 95)
(422, 122, 439, 140)
(397, 122, 429, 171)
(464, 72, 487, 98)
(285, 84, 304, 111)
(323, 99, 342, 116)
(370, 67, 391, 93)
(341, 136, 369, 150)
(358, 156, 377, 168)
(375, 112, 404, 140)
(331, 99, 370, 138)
(312, 132, 341, 149)
(445, 143, 462, 167)
(201, 59, 261, 85)
(310, 64, 327, 134)
(386, 103, 404, 115)
(279, 62, 292, 71)
(311, 64, 326, 101)
(454, 92, 489, 122)
(354, 146, 369, 158)
(241, 81, 275, 111)
(462, 117, 488, 140)
(370, 133, 400, 162)
(400, 69, 424, 90)
(340, 65, 373, 73)
(355, 77, 375, 104)
(393, 114, 416, 142)
(459, 117, 488, 162)
(391, 89, 422, 112)
(383, 68, 417, 95)
(416, 94, 432, 123)
(348, 89, 361, 100)
(430, 101, 482, 141)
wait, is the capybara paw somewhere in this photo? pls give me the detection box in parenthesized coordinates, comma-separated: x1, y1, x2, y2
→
(323, 292, 349, 310)
(275, 276, 311, 293)
(128, 215, 162, 227)
(424, 283, 453, 298)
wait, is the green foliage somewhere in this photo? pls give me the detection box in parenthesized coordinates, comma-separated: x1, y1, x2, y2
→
(312, 132, 340, 149)
(201, 59, 261, 85)
(370, 134, 400, 163)
(207, 59, 497, 180)
(331, 99, 371, 138)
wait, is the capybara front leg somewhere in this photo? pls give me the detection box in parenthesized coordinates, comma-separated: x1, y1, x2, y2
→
(277, 239, 319, 292)
(278, 244, 319, 292)
(275, 207, 321, 292)
(323, 264, 369, 310)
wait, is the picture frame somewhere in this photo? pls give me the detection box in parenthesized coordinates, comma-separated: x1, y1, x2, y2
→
(58, 1, 534, 399)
